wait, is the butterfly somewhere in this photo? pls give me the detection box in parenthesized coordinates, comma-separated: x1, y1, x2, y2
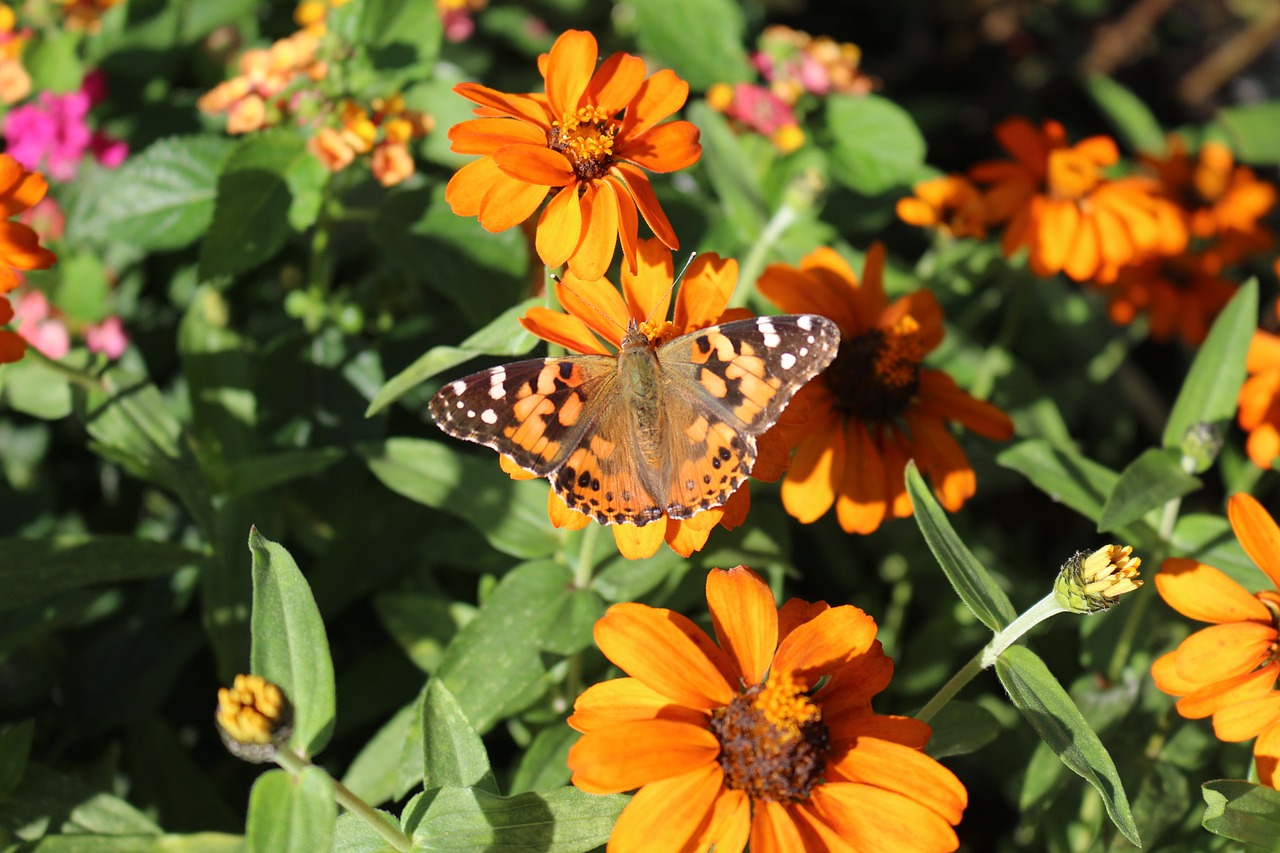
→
(429, 314, 841, 527)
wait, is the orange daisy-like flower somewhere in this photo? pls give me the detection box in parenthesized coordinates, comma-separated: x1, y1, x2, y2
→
(1103, 249, 1238, 346)
(970, 117, 1185, 283)
(757, 244, 1013, 534)
(513, 238, 799, 560)
(1152, 493, 1280, 786)
(1239, 302, 1280, 469)
(896, 175, 988, 240)
(1142, 137, 1277, 241)
(445, 29, 701, 282)
(568, 565, 967, 852)
(0, 154, 56, 364)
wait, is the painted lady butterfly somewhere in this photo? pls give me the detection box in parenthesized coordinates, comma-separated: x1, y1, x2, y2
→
(429, 314, 840, 526)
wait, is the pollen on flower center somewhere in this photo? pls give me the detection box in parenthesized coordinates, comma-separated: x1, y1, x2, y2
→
(709, 671, 829, 802)
(825, 315, 924, 422)
(1047, 148, 1101, 199)
(547, 105, 619, 182)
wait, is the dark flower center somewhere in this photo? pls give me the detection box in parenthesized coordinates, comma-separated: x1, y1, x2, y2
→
(825, 316, 924, 422)
(709, 673, 829, 802)
(547, 105, 618, 182)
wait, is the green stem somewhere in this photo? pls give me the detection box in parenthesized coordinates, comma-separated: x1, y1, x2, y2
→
(1107, 581, 1153, 683)
(23, 347, 105, 391)
(731, 202, 801, 309)
(916, 593, 1065, 724)
(565, 522, 603, 708)
(275, 749, 411, 852)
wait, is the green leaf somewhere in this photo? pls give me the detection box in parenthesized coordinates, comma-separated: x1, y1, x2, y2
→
(629, 0, 753, 90)
(363, 439, 559, 560)
(998, 439, 1120, 525)
(1084, 73, 1167, 155)
(342, 694, 425, 807)
(53, 253, 111, 323)
(373, 593, 462, 674)
(0, 536, 206, 612)
(22, 30, 84, 93)
(828, 95, 927, 195)
(0, 356, 72, 420)
(423, 680, 499, 794)
(436, 561, 574, 732)
(66, 136, 233, 250)
(357, 0, 442, 75)
(995, 646, 1140, 847)
(1202, 780, 1280, 848)
(179, 287, 257, 477)
(365, 299, 540, 416)
(224, 449, 346, 498)
(1098, 448, 1201, 534)
(509, 725, 577, 795)
(1213, 103, 1280, 166)
(249, 528, 336, 757)
(0, 764, 161, 836)
(334, 812, 401, 853)
(25, 834, 245, 852)
(179, 0, 257, 41)
(924, 701, 1003, 760)
(685, 102, 767, 243)
(199, 131, 327, 280)
(407, 786, 626, 852)
(246, 767, 335, 853)
(905, 460, 1016, 631)
(0, 721, 33, 802)
(1163, 279, 1257, 450)
(1170, 513, 1260, 592)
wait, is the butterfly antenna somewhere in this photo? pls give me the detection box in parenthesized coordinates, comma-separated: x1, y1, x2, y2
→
(552, 274, 628, 337)
(640, 251, 698, 327)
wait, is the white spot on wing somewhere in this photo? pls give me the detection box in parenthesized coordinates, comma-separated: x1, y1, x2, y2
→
(780, 352, 796, 370)
(466, 410, 476, 418)
(481, 409, 498, 424)
(489, 368, 506, 399)
(451, 380, 466, 394)
(806, 335, 815, 344)
(797, 315, 813, 331)
(799, 347, 808, 357)
(758, 318, 781, 349)
(456, 400, 465, 409)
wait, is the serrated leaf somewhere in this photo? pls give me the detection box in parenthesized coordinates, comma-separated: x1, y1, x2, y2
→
(0, 536, 206, 612)
(67, 135, 234, 250)
(1202, 780, 1280, 848)
(828, 95, 927, 195)
(423, 680, 498, 794)
(1163, 279, 1257, 450)
(249, 528, 336, 757)
(362, 438, 559, 559)
(629, 0, 752, 90)
(906, 460, 1016, 631)
(407, 786, 626, 852)
(1085, 73, 1167, 155)
(1098, 447, 1201, 533)
(995, 646, 1140, 847)
(365, 299, 540, 416)
(247, 767, 335, 853)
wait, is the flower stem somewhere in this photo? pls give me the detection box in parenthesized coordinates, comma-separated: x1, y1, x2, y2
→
(916, 593, 1066, 724)
(23, 347, 105, 391)
(731, 202, 801, 309)
(275, 748, 411, 852)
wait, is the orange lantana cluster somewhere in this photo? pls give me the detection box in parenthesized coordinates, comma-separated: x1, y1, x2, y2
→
(308, 95, 433, 187)
(0, 154, 59, 363)
(198, 29, 326, 135)
(60, 0, 122, 32)
(0, 2, 30, 105)
(898, 120, 1277, 346)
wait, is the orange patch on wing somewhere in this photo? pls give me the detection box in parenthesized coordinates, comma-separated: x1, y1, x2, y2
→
(685, 415, 710, 443)
(559, 391, 585, 426)
(700, 368, 728, 398)
(590, 434, 617, 459)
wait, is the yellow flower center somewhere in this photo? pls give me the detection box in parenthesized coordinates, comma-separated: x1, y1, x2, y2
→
(216, 674, 291, 745)
(547, 105, 619, 182)
(825, 314, 924, 422)
(1046, 147, 1101, 200)
(709, 671, 829, 802)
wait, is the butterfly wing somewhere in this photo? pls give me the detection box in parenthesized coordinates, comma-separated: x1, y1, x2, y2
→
(429, 355, 667, 526)
(655, 314, 840, 519)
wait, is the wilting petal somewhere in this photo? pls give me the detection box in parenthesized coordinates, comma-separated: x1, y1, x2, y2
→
(568, 719, 718, 794)
(1154, 558, 1270, 624)
(1228, 492, 1280, 591)
(707, 566, 778, 687)
(593, 602, 735, 708)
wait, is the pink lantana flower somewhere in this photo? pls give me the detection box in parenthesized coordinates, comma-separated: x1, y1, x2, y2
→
(3, 70, 128, 182)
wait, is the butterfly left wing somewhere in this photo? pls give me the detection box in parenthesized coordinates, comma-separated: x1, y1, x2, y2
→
(655, 314, 840, 519)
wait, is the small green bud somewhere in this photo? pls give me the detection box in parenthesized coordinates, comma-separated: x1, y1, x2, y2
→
(1053, 544, 1143, 614)
(1180, 422, 1224, 474)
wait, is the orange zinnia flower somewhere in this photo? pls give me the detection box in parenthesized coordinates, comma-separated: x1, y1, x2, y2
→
(445, 29, 701, 282)
(1152, 493, 1280, 786)
(970, 117, 1185, 283)
(1142, 137, 1277, 241)
(568, 565, 967, 852)
(514, 238, 799, 560)
(896, 175, 988, 240)
(1239, 302, 1280, 469)
(1102, 250, 1238, 346)
(757, 244, 1013, 534)
(0, 154, 57, 294)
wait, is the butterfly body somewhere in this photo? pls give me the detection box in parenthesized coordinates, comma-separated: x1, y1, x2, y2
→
(430, 314, 840, 527)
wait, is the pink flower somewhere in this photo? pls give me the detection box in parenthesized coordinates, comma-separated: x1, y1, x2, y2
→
(83, 315, 128, 359)
(3, 72, 127, 182)
(722, 83, 797, 135)
(13, 290, 69, 359)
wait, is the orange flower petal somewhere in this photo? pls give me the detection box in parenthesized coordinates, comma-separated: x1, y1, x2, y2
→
(1176, 662, 1278, 719)
(749, 799, 807, 853)
(850, 243, 888, 327)
(447, 117, 546, 155)
(613, 520, 667, 559)
(566, 181, 618, 282)
(688, 785, 751, 853)
(756, 261, 858, 333)
(608, 764, 741, 853)
(1151, 651, 1200, 698)
(584, 52, 646, 116)
(568, 677, 707, 732)
(995, 117, 1050, 171)
(664, 517, 714, 557)
(781, 413, 843, 524)
(826, 738, 967, 825)
(1154, 557, 1270, 624)
(493, 143, 575, 186)
(673, 254, 737, 330)
(535, 183, 582, 268)
(1247, 423, 1280, 470)
(706, 566, 778, 687)
(606, 175, 641, 275)
(594, 602, 736, 708)
(827, 714, 930, 752)
(567, 719, 719, 794)
(519, 305, 611, 355)
(444, 156, 500, 217)
(453, 82, 549, 128)
(785, 802, 858, 852)
(477, 171, 549, 233)
(1229, 492, 1280, 591)
(612, 163, 678, 250)
(835, 422, 888, 535)
(716, 484, 751, 530)
(1174, 621, 1275, 684)
(905, 413, 976, 512)
(621, 237, 675, 324)
(1257, 721, 1280, 788)
(0, 327, 26, 363)
(621, 68, 691, 138)
(0, 222, 56, 271)
(544, 30, 597, 116)
(1247, 330, 1280, 373)
(771, 604, 878, 689)
(1062, 212, 1101, 281)
(617, 120, 703, 173)
(1033, 198, 1080, 275)
(0, 155, 48, 216)
(812, 782, 961, 853)
(553, 274, 630, 348)
(547, 488, 592, 529)
(915, 370, 1014, 441)
(1212, 689, 1280, 741)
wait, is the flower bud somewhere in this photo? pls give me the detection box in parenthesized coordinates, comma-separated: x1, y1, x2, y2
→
(1180, 422, 1224, 474)
(216, 674, 294, 763)
(1053, 544, 1143, 614)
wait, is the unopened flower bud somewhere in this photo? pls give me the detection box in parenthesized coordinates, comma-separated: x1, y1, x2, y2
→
(216, 673, 294, 763)
(1181, 422, 1224, 474)
(1054, 544, 1143, 614)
